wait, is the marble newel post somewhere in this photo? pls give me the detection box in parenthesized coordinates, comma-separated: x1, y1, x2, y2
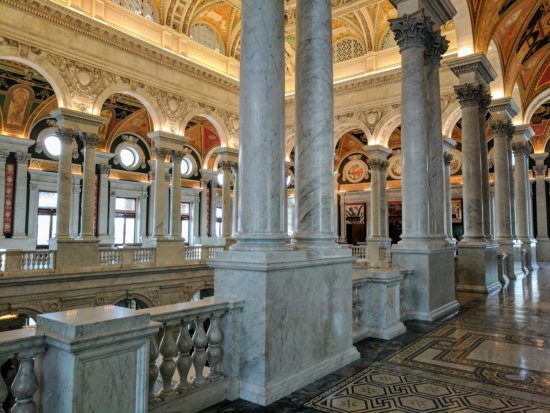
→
(443, 138, 457, 244)
(513, 125, 537, 270)
(489, 98, 523, 278)
(365, 145, 392, 265)
(79, 133, 99, 239)
(148, 131, 189, 265)
(12, 152, 31, 237)
(447, 54, 500, 293)
(170, 150, 184, 239)
(49, 108, 104, 272)
(210, 0, 358, 405)
(531, 153, 550, 261)
(389, 0, 459, 321)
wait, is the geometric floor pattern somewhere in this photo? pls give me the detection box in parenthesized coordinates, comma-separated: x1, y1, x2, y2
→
(305, 365, 550, 412)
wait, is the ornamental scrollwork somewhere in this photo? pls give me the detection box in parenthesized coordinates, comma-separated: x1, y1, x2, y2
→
(454, 83, 486, 108)
(389, 10, 431, 52)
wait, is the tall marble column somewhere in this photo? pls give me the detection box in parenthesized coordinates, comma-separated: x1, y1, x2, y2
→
(443, 138, 456, 244)
(170, 151, 184, 239)
(479, 92, 493, 240)
(365, 145, 392, 264)
(54, 128, 77, 241)
(424, 30, 448, 240)
(293, 0, 335, 247)
(199, 177, 210, 240)
(390, 11, 430, 241)
(79, 133, 99, 239)
(513, 125, 537, 270)
(390, 4, 458, 321)
(339, 194, 347, 243)
(0, 152, 8, 239)
(231, 164, 239, 237)
(153, 148, 169, 240)
(211, 0, 358, 405)
(447, 53, 499, 294)
(97, 164, 111, 242)
(531, 153, 550, 261)
(12, 152, 31, 237)
(219, 161, 234, 239)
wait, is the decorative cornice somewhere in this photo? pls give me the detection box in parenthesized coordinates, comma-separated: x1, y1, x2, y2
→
(488, 97, 519, 119)
(389, 10, 430, 52)
(446, 53, 497, 85)
(0, 0, 239, 92)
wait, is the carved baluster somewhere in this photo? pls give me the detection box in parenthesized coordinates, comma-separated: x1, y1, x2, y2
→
(191, 315, 208, 386)
(148, 334, 160, 403)
(157, 323, 177, 398)
(206, 312, 224, 381)
(175, 319, 193, 391)
(352, 283, 362, 328)
(11, 351, 38, 413)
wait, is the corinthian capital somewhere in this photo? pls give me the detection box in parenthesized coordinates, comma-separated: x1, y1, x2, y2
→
(454, 83, 485, 108)
(443, 152, 454, 165)
(80, 132, 100, 148)
(512, 141, 530, 158)
(367, 158, 389, 172)
(534, 164, 547, 178)
(425, 30, 449, 65)
(15, 152, 31, 163)
(389, 10, 430, 52)
(489, 120, 513, 138)
(56, 127, 78, 144)
(154, 147, 170, 161)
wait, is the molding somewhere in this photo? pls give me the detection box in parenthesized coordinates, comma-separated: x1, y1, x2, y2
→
(446, 53, 497, 85)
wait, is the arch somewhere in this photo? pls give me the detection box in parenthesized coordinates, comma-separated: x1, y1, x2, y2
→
(524, 89, 550, 124)
(180, 109, 230, 148)
(442, 102, 462, 138)
(453, 0, 475, 56)
(92, 84, 162, 131)
(487, 40, 505, 99)
(0, 49, 69, 108)
(333, 119, 372, 148)
(111, 293, 155, 308)
(203, 147, 221, 170)
(373, 108, 401, 147)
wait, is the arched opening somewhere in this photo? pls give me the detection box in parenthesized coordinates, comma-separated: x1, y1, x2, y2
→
(115, 297, 149, 310)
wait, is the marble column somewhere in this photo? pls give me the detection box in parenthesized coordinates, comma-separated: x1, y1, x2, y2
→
(219, 161, 234, 239)
(424, 30, 448, 241)
(79, 133, 99, 239)
(97, 164, 111, 241)
(199, 177, 210, 241)
(390, 8, 459, 321)
(490, 120, 513, 241)
(170, 151, 184, 239)
(12, 152, 31, 237)
(231, 164, 239, 237)
(443, 138, 457, 244)
(531, 153, 550, 261)
(293, 0, 335, 247)
(211, 0, 358, 405)
(513, 125, 537, 270)
(54, 128, 77, 241)
(153, 148, 169, 240)
(365, 145, 392, 264)
(389, 11, 430, 242)
(339, 194, 347, 243)
(479, 92, 493, 240)
(0, 152, 7, 238)
(448, 53, 499, 294)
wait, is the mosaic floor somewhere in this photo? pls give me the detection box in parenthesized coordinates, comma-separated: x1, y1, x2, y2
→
(202, 265, 550, 413)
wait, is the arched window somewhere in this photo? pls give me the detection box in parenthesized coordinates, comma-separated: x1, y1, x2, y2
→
(111, 0, 159, 22)
(190, 24, 225, 54)
(333, 38, 365, 63)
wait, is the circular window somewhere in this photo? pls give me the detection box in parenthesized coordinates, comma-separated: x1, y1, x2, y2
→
(119, 147, 139, 168)
(286, 174, 294, 187)
(43, 135, 62, 158)
(181, 157, 192, 176)
(217, 172, 224, 187)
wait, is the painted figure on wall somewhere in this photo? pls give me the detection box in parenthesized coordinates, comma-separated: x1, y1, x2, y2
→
(4, 85, 34, 128)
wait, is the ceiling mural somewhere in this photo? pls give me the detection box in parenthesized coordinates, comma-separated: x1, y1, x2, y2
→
(531, 102, 550, 153)
(185, 116, 222, 161)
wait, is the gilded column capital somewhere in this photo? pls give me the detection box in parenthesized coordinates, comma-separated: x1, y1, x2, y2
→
(56, 127, 78, 144)
(367, 158, 389, 172)
(454, 83, 486, 108)
(389, 10, 430, 52)
(80, 132, 100, 148)
(14, 152, 31, 164)
(424, 30, 449, 65)
(443, 152, 454, 165)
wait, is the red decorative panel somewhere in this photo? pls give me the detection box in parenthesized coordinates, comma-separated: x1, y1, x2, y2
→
(203, 125, 221, 156)
(3, 163, 15, 235)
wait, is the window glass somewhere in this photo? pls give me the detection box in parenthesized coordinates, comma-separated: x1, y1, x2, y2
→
(333, 38, 365, 63)
(181, 157, 193, 176)
(125, 218, 135, 244)
(114, 217, 125, 245)
(44, 135, 61, 158)
(36, 215, 51, 246)
(38, 192, 57, 208)
(115, 197, 136, 211)
(119, 147, 138, 168)
(216, 207, 223, 219)
(181, 202, 190, 215)
(217, 172, 224, 187)
(190, 24, 224, 54)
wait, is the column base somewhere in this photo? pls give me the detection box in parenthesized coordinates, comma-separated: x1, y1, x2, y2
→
(54, 238, 100, 273)
(392, 241, 459, 321)
(519, 237, 538, 271)
(155, 238, 186, 266)
(496, 239, 525, 279)
(210, 248, 359, 406)
(536, 238, 550, 262)
(457, 241, 501, 293)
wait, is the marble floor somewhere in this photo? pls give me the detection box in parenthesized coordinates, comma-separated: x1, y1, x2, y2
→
(201, 264, 550, 413)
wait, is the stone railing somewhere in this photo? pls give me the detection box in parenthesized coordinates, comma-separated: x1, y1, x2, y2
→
(208, 246, 224, 259)
(350, 245, 367, 261)
(185, 246, 203, 261)
(134, 247, 156, 264)
(99, 247, 123, 265)
(139, 298, 242, 412)
(0, 328, 47, 412)
(0, 298, 242, 413)
(0, 250, 56, 274)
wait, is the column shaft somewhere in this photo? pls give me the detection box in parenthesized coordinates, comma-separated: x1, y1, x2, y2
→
(513, 142, 530, 240)
(533, 162, 548, 238)
(171, 151, 183, 238)
(13, 153, 31, 236)
(236, 0, 286, 248)
(55, 128, 77, 239)
(80, 134, 99, 238)
(231, 165, 239, 237)
(443, 152, 454, 240)
(479, 95, 492, 239)
(97, 165, 110, 238)
(220, 161, 233, 238)
(154, 149, 168, 239)
(294, 0, 335, 245)
(199, 178, 210, 239)
(491, 121, 513, 239)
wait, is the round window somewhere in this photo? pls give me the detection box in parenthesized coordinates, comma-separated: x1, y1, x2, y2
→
(217, 172, 224, 187)
(44, 135, 62, 158)
(181, 157, 193, 176)
(119, 147, 139, 168)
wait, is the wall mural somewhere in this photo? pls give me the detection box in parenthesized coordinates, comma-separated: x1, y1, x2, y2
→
(342, 155, 369, 184)
(345, 203, 365, 224)
(387, 150, 402, 180)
